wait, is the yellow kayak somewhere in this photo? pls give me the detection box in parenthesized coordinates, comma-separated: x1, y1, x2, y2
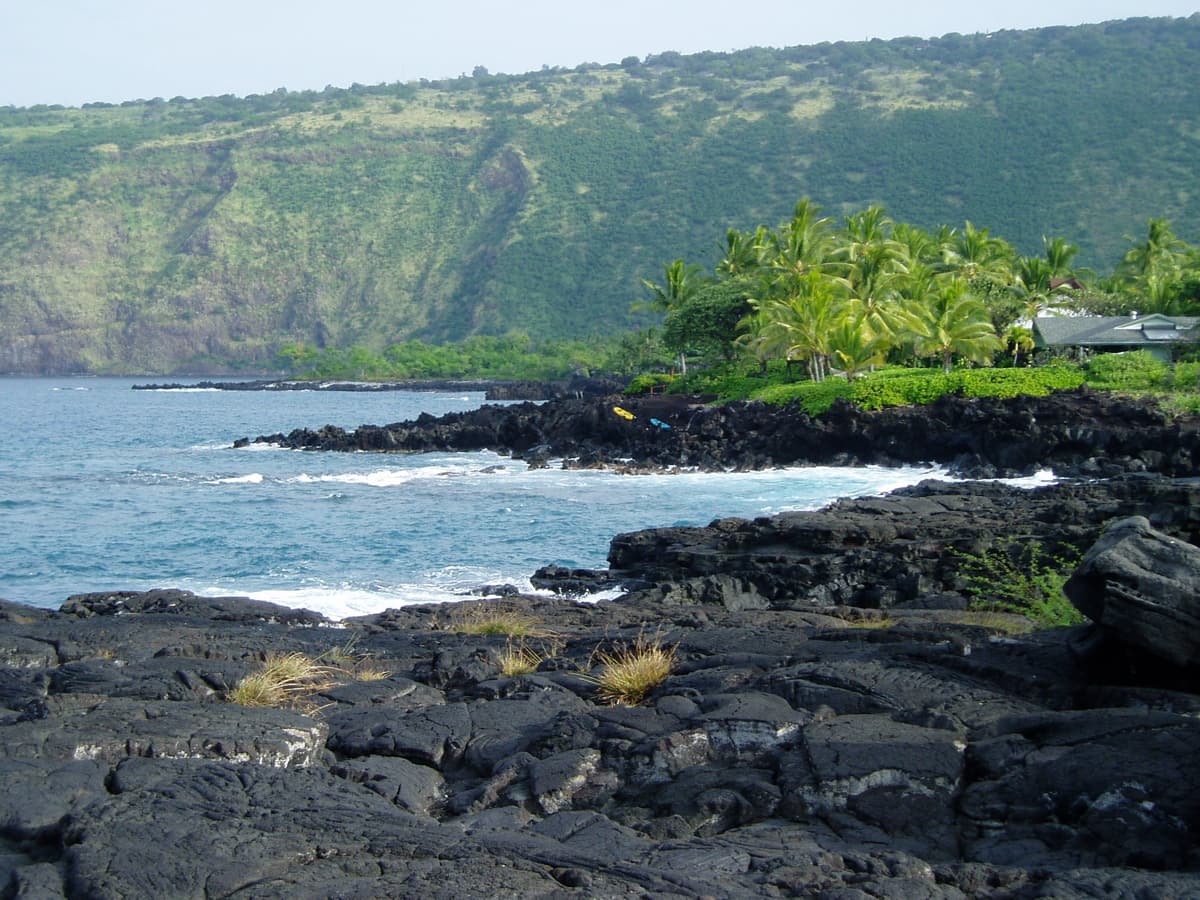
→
(612, 406, 635, 421)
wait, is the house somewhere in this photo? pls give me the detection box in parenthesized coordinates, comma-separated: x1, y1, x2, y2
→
(1032, 314, 1199, 362)
(1049, 277, 1086, 292)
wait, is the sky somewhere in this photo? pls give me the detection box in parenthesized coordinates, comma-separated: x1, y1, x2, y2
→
(2, 1, 1197, 108)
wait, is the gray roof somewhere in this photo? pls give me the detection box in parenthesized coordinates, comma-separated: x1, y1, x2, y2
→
(1033, 315, 1200, 348)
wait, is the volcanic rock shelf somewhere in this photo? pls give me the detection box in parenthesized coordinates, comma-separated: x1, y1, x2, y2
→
(0, 473, 1197, 897)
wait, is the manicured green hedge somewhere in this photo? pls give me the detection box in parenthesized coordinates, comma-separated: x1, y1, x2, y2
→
(1171, 361, 1200, 390)
(752, 366, 1085, 414)
(753, 380, 853, 414)
(848, 373, 953, 410)
(1084, 350, 1169, 390)
(947, 366, 1086, 399)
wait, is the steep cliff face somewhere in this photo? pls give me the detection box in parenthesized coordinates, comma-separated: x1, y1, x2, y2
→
(0, 127, 538, 373)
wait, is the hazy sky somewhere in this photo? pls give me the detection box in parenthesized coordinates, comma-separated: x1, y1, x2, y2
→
(3, 1, 1197, 108)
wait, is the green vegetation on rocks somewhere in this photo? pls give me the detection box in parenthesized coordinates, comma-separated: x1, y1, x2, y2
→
(703, 365, 1086, 414)
(952, 539, 1086, 629)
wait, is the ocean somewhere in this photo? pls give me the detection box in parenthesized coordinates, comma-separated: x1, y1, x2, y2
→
(0, 377, 967, 619)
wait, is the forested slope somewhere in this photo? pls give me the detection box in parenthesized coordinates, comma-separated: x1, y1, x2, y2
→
(1, 15, 1196, 373)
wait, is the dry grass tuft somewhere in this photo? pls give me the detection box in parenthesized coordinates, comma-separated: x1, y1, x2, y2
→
(226, 670, 292, 708)
(943, 610, 1036, 635)
(585, 633, 676, 706)
(842, 616, 896, 629)
(450, 603, 545, 638)
(316, 635, 361, 668)
(263, 651, 336, 683)
(314, 636, 392, 681)
(226, 651, 341, 708)
(497, 640, 545, 677)
(347, 662, 392, 682)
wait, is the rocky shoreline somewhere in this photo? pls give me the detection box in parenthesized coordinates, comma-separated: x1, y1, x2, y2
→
(3, 390, 1199, 897)
(239, 387, 1200, 479)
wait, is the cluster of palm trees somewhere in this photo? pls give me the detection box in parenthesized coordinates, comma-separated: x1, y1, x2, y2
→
(1111, 218, 1199, 316)
(643, 200, 1195, 381)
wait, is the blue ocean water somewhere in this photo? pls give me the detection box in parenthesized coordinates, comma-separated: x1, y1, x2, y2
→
(0, 377, 956, 619)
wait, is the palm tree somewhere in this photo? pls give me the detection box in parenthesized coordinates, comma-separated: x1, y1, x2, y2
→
(827, 313, 888, 382)
(1115, 218, 1189, 313)
(1118, 218, 1187, 283)
(734, 306, 782, 373)
(940, 221, 1015, 284)
(841, 238, 909, 345)
(746, 270, 847, 382)
(717, 226, 769, 277)
(911, 279, 1004, 373)
(1005, 325, 1035, 367)
(892, 222, 941, 268)
(1043, 235, 1081, 280)
(746, 199, 848, 380)
(638, 259, 705, 372)
(827, 206, 910, 354)
(842, 205, 893, 263)
(1012, 255, 1054, 321)
(767, 198, 837, 281)
(639, 258, 704, 314)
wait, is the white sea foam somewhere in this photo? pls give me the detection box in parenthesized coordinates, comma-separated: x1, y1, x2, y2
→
(148, 387, 222, 392)
(211, 580, 628, 620)
(991, 468, 1058, 487)
(240, 586, 468, 619)
(207, 473, 265, 485)
(290, 470, 417, 488)
(289, 460, 516, 488)
(574, 586, 626, 605)
(197, 563, 548, 620)
(225, 582, 511, 620)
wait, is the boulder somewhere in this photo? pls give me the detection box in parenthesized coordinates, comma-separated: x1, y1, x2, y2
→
(1065, 516, 1200, 668)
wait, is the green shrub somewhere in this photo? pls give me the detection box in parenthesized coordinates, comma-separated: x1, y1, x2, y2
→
(847, 367, 1082, 410)
(864, 366, 939, 380)
(1084, 350, 1169, 390)
(953, 538, 1085, 628)
(1172, 361, 1200, 391)
(753, 380, 853, 414)
(627, 373, 677, 395)
(750, 365, 1084, 414)
(951, 366, 1085, 398)
(1160, 393, 1200, 415)
(666, 364, 778, 399)
(708, 373, 776, 401)
(849, 371, 951, 409)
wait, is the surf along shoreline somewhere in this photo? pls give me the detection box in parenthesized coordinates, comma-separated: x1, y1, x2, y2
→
(239, 385, 1199, 479)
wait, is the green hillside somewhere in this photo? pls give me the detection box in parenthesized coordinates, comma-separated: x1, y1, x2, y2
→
(1, 15, 1197, 374)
